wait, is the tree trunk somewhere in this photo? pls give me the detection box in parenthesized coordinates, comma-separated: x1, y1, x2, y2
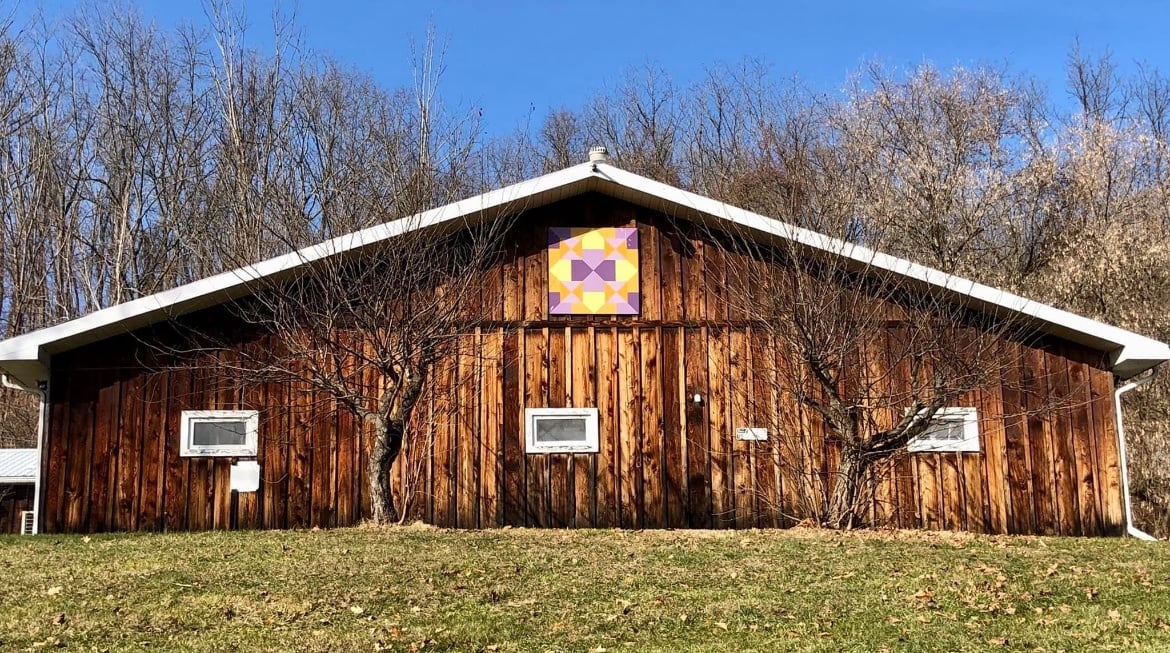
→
(826, 446, 865, 529)
(367, 363, 428, 525)
(368, 418, 406, 524)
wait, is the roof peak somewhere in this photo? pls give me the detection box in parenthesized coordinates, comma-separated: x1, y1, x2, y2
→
(0, 160, 1165, 385)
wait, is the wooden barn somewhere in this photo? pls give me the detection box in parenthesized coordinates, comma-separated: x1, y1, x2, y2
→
(0, 152, 1167, 537)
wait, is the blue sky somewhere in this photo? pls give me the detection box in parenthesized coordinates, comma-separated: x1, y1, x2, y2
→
(8, 1, 1170, 134)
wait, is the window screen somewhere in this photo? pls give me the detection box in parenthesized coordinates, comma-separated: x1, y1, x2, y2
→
(191, 420, 248, 447)
(535, 417, 589, 443)
(924, 420, 965, 442)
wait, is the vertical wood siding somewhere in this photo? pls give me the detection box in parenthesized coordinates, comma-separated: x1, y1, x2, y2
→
(42, 194, 1126, 535)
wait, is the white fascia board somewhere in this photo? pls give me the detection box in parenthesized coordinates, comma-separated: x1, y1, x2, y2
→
(0, 163, 600, 382)
(0, 477, 34, 484)
(594, 164, 1170, 377)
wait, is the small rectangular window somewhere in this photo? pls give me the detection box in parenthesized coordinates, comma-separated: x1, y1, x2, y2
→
(526, 408, 599, 453)
(180, 410, 259, 457)
(908, 407, 980, 453)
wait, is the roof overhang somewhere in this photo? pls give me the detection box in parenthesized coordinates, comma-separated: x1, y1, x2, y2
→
(0, 161, 1166, 385)
(0, 477, 34, 485)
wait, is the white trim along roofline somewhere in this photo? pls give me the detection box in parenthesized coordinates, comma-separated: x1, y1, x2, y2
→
(0, 160, 1166, 386)
(0, 477, 34, 484)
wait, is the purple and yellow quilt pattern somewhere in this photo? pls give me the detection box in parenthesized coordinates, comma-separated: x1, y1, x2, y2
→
(548, 227, 640, 315)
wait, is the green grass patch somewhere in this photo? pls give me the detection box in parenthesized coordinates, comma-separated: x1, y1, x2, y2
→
(1, 526, 1168, 651)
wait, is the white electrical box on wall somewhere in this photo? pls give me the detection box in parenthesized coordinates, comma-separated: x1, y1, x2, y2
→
(735, 427, 768, 441)
(230, 460, 261, 492)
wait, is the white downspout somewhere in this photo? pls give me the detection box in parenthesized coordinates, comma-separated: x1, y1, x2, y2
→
(1114, 367, 1160, 541)
(2, 374, 45, 535)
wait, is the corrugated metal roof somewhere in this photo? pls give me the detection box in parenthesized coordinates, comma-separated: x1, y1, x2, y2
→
(0, 448, 37, 483)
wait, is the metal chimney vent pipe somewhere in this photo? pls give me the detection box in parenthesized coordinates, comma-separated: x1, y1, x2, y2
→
(588, 146, 610, 164)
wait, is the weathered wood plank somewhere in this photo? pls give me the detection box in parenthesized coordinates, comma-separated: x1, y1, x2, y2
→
(729, 329, 753, 528)
(917, 454, 941, 530)
(1022, 344, 1057, 535)
(704, 240, 728, 324)
(595, 327, 619, 527)
(112, 372, 140, 531)
(458, 336, 480, 528)
(434, 351, 457, 527)
(661, 327, 686, 528)
(979, 373, 1010, 535)
(1064, 346, 1101, 535)
(1044, 347, 1080, 535)
(523, 226, 546, 322)
(548, 327, 570, 527)
(334, 347, 355, 527)
(681, 226, 706, 322)
(684, 327, 711, 527)
(286, 367, 311, 529)
(1088, 361, 1124, 534)
(658, 223, 684, 322)
(310, 384, 334, 529)
(941, 452, 963, 532)
(524, 329, 549, 526)
(45, 374, 70, 532)
(502, 330, 524, 525)
(185, 365, 212, 532)
(138, 371, 167, 530)
(640, 221, 661, 322)
(1000, 340, 1035, 534)
(640, 327, 664, 528)
(503, 240, 524, 322)
(750, 329, 779, 528)
(707, 327, 732, 528)
(571, 327, 597, 527)
(92, 370, 121, 532)
(481, 329, 504, 527)
(617, 327, 642, 528)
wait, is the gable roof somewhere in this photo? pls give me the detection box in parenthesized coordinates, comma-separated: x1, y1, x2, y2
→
(0, 160, 1166, 387)
(0, 448, 37, 484)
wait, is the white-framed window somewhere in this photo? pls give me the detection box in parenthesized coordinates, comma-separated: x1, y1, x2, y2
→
(180, 410, 259, 457)
(525, 407, 599, 454)
(908, 407, 980, 453)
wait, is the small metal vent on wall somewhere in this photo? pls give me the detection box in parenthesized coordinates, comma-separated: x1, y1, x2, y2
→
(19, 510, 34, 535)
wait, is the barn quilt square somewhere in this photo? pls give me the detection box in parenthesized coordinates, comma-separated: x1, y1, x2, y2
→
(548, 227, 640, 315)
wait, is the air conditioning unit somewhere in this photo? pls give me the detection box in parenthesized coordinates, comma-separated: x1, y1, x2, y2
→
(19, 510, 35, 535)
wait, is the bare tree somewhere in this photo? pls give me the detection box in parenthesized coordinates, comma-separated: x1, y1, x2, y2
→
(256, 217, 506, 522)
(713, 225, 1038, 529)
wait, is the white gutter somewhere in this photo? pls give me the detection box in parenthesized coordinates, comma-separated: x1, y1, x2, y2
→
(2, 374, 44, 535)
(1114, 367, 1160, 541)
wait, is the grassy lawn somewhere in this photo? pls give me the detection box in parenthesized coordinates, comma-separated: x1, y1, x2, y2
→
(1, 527, 1168, 652)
